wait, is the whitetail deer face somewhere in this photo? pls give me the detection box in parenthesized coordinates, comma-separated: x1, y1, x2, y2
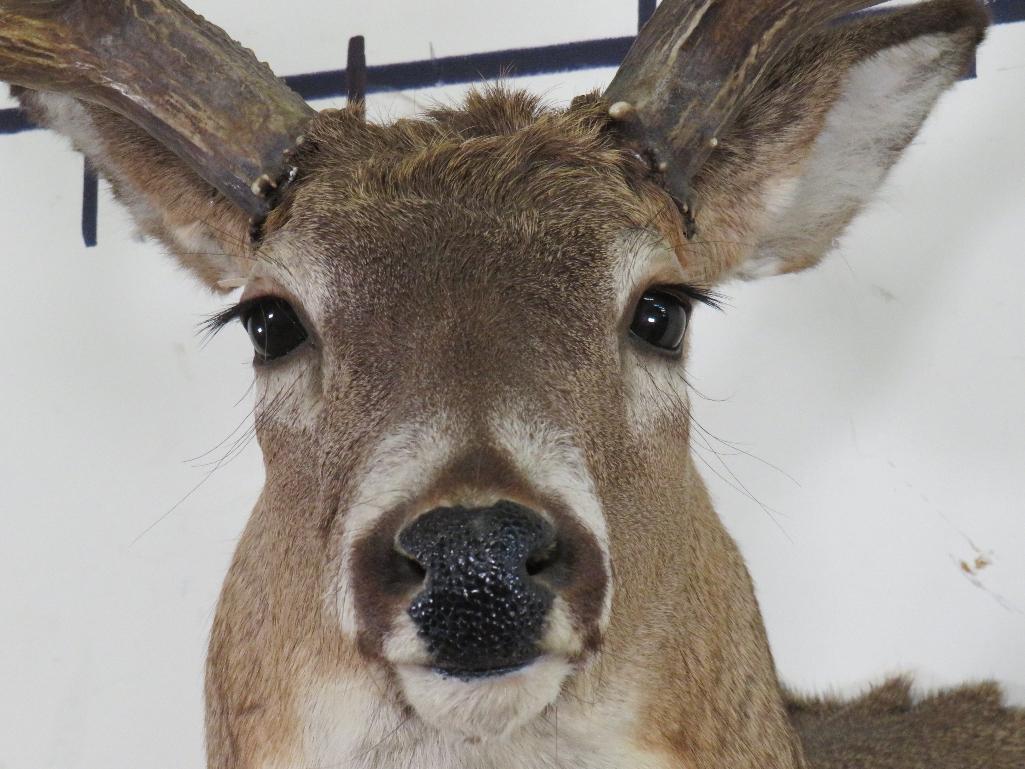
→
(225, 104, 704, 733)
(3, 0, 989, 764)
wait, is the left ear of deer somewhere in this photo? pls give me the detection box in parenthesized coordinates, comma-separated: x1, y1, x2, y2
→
(694, 0, 987, 279)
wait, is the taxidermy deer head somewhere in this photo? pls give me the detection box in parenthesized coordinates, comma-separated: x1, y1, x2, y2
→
(6, 1, 1021, 768)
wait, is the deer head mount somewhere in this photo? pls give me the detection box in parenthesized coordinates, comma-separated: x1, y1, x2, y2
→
(4, 2, 1017, 769)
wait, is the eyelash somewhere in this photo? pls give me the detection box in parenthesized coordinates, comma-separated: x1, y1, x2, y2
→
(200, 295, 269, 339)
(662, 284, 727, 312)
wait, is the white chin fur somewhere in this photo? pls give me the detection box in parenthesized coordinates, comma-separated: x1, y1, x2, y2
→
(396, 656, 571, 739)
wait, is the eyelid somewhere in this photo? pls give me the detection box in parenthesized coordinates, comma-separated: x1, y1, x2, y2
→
(239, 278, 277, 303)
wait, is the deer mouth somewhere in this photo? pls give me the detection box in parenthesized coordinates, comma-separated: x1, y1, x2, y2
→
(431, 661, 533, 680)
(394, 654, 573, 738)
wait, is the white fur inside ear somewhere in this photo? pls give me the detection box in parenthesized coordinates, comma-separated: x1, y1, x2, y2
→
(741, 31, 972, 279)
(30, 92, 106, 160)
(25, 91, 247, 284)
(27, 92, 161, 237)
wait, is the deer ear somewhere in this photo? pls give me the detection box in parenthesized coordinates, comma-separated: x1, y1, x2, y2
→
(15, 89, 252, 291)
(692, 0, 988, 280)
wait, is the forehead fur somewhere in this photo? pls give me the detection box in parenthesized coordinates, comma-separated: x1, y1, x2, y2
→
(268, 88, 684, 248)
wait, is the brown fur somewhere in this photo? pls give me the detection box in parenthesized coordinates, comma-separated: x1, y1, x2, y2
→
(9, 2, 1019, 768)
(790, 678, 1025, 768)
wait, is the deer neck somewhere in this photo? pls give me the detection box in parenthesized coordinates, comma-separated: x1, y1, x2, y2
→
(586, 454, 807, 769)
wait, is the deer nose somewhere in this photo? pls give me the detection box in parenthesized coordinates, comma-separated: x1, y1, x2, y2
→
(396, 501, 559, 678)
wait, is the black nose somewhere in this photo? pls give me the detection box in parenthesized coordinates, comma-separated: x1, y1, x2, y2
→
(396, 501, 558, 677)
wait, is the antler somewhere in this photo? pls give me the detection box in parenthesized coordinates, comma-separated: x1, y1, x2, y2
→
(604, 0, 883, 208)
(0, 0, 315, 219)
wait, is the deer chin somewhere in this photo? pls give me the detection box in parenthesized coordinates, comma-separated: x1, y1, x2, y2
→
(381, 596, 590, 739)
(394, 655, 572, 739)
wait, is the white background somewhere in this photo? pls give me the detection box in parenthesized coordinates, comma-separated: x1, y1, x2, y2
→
(1, 2, 1022, 767)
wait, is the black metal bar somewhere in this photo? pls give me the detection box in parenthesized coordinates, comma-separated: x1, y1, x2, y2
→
(283, 35, 632, 101)
(81, 160, 98, 247)
(347, 35, 367, 104)
(988, 0, 1025, 23)
(0, 107, 32, 134)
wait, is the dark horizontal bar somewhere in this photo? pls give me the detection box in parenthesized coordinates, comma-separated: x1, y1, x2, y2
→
(0, 108, 33, 134)
(988, 0, 1025, 23)
(285, 35, 632, 101)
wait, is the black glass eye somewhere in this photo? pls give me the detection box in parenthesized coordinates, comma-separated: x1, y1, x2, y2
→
(240, 297, 308, 363)
(630, 291, 689, 352)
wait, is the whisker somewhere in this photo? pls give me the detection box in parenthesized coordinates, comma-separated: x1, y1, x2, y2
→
(129, 369, 303, 545)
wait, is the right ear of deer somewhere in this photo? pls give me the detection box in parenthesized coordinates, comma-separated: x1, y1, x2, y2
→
(0, 0, 315, 220)
(604, 0, 884, 211)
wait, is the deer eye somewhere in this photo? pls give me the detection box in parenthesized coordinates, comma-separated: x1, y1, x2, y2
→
(630, 291, 689, 353)
(240, 297, 308, 363)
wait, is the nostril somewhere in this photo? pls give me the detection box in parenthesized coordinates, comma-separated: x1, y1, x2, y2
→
(525, 539, 559, 577)
(399, 553, 427, 582)
(390, 546, 427, 588)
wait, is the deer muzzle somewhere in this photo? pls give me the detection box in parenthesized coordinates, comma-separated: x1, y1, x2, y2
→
(344, 433, 610, 732)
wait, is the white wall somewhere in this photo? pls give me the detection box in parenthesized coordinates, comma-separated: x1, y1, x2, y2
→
(1, 2, 1022, 767)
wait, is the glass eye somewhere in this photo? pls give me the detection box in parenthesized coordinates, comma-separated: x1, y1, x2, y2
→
(240, 297, 308, 363)
(630, 291, 689, 352)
